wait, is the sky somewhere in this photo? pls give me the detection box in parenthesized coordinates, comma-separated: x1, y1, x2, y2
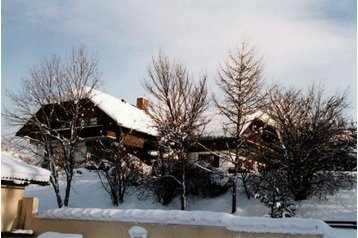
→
(1, 0, 357, 135)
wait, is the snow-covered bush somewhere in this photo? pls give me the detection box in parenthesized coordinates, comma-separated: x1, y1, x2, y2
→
(144, 176, 179, 205)
(91, 139, 150, 206)
(137, 151, 180, 205)
(139, 160, 230, 206)
(250, 171, 296, 218)
(186, 164, 230, 198)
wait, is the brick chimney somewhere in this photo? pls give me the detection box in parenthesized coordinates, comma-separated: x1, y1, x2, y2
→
(136, 97, 149, 112)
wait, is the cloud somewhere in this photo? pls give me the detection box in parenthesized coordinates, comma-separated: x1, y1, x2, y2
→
(2, 0, 356, 122)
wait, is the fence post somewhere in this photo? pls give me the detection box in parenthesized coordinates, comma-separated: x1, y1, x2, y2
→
(17, 197, 39, 230)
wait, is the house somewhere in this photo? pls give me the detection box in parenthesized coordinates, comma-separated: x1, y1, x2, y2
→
(16, 87, 277, 173)
(16, 88, 158, 164)
(190, 111, 278, 172)
(1, 151, 51, 232)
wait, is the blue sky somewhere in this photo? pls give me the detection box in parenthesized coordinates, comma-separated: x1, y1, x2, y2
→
(2, 0, 357, 135)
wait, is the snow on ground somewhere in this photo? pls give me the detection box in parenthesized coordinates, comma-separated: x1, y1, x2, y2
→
(26, 168, 357, 220)
(295, 187, 357, 221)
(25, 168, 357, 237)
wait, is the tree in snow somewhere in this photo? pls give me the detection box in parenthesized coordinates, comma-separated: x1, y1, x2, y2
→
(214, 42, 266, 213)
(93, 140, 128, 206)
(143, 152, 229, 205)
(4, 46, 101, 208)
(144, 51, 209, 210)
(259, 85, 356, 201)
(92, 134, 145, 206)
(142, 146, 181, 205)
(251, 170, 296, 218)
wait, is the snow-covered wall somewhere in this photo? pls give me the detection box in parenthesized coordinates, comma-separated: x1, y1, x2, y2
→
(37, 208, 331, 237)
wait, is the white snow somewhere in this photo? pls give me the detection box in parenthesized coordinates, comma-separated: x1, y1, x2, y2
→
(25, 168, 357, 238)
(37, 232, 83, 238)
(128, 225, 148, 236)
(1, 151, 51, 184)
(88, 88, 157, 136)
(9, 229, 33, 235)
(240, 110, 277, 135)
(38, 208, 332, 237)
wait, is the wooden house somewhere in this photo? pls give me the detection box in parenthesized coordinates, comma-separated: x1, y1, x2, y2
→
(190, 111, 278, 173)
(16, 87, 278, 173)
(16, 89, 158, 164)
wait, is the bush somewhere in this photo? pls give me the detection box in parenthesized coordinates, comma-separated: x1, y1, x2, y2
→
(139, 161, 230, 205)
(250, 170, 296, 218)
(185, 165, 230, 198)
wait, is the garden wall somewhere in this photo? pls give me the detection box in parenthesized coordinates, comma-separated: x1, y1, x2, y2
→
(30, 218, 323, 238)
(21, 197, 325, 238)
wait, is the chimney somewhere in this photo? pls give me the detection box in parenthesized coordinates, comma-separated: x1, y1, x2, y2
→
(137, 97, 149, 112)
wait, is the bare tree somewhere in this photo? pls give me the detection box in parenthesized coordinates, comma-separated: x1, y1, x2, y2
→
(261, 85, 356, 201)
(92, 132, 148, 206)
(214, 42, 266, 214)
(4, 46, 101, 207)
(144, 52, 209, 210)
(92, 138, 129, 206)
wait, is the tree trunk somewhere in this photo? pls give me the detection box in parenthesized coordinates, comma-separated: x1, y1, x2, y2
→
(232, 144, 240, 214)
(241, 173, 251, 199)
(231, 176, 237, 214)
(46, 141, 63, 208)
(112, 186, 119, 206)
(119, 174, 125, 204)
(294, 188, 310, 201)
(180, 154, 186, 211)
(292, 175, 311, 201)
(50, 175, 63, 208)
(64, 174, 73, 206)
(64, 145, 75, 207)
(160, 151, 165, 176)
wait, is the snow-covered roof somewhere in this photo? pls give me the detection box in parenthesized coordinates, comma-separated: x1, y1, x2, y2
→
(1, 152, 51, 185)
(240, 111, 276, 135)
(88, 88, 157, 136)
(38, 208, 333, 237)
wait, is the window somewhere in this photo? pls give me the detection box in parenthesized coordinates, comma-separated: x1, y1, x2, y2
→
(199, 154, 220, 168)
(128, 226, 148, 238)
(89, 117, 97, 125)
(213, 155, 220, 168)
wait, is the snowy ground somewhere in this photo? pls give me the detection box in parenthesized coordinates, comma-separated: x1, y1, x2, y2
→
(25, 168, 357, 237)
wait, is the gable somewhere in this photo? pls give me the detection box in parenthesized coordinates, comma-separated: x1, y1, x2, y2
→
(16, 89, 158, 140)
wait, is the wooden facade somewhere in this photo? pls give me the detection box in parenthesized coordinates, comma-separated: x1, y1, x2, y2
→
(16, 94, 277, 173)
(16, 99, 157, 163)
(191, 118, 278, 172)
